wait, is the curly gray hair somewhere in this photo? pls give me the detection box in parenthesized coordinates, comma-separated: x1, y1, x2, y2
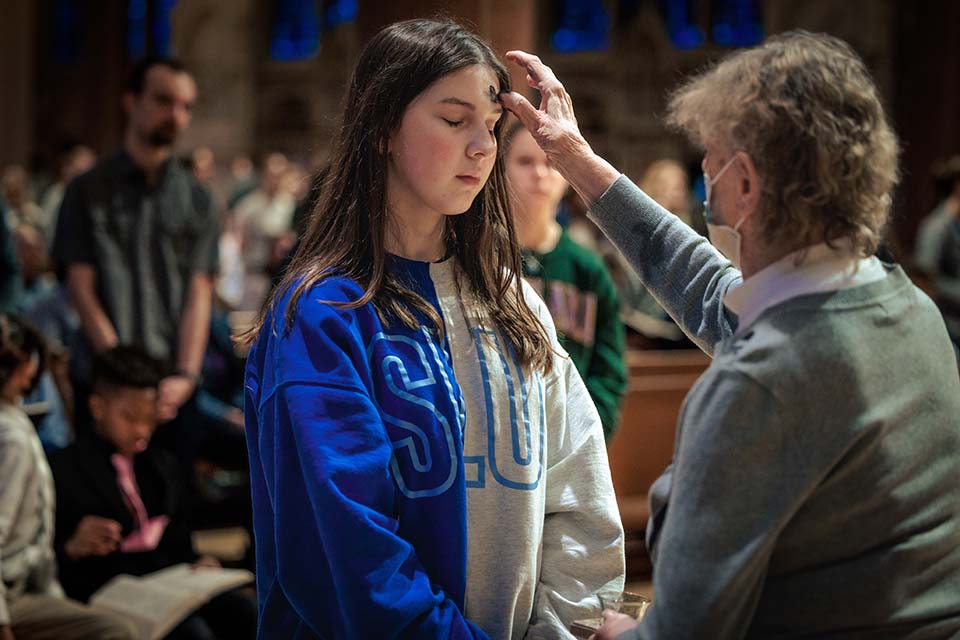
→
(666, 30, 899, 256)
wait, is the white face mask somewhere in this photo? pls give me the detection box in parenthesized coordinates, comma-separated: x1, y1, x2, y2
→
(703, 155, 748, 269)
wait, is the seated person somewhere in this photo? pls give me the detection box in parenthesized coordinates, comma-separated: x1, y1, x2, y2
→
(0, 315, 133, 640)
(50, 346, 256, 640)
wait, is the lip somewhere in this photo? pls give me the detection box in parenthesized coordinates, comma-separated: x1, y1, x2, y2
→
(457, 174, 481, 186)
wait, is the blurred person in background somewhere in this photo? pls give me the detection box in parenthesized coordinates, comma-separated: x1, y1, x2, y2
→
(913, 155, 960, 351)
(39, 145, 96, 246)
(503, 121, 626, 441)
(1, 167, 44, 232)
(0, 315, 135, 640)
(226, 154, 256, 209)
(51, 56, 220, 465)
(13, 223, 74, 452)
(0, 206, 22, 315)
(231, 152, 296, 310)
(51, 346, 256, 640)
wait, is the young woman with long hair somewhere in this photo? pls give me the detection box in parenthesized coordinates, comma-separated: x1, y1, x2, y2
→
(240, 18, 623, 640)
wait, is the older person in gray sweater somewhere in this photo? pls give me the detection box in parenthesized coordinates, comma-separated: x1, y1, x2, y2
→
(502, 31, 960, 639)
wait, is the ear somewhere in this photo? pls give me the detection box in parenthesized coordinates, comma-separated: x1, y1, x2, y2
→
(89, 393, 105, 423)
(736, 152, 762, 214)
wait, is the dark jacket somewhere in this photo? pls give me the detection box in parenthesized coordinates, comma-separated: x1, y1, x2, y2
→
(50, 435, 197, 602)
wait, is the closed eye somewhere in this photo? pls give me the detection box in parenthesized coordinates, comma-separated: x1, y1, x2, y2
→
(442, 118, 463, 127)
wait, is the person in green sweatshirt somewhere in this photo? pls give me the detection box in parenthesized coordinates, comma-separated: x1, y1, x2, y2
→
(503, 121, 627, 440)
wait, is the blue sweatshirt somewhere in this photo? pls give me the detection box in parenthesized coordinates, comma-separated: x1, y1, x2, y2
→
(244, 256, 623, 639)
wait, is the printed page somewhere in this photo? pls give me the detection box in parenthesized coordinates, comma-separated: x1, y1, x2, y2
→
(147, 563, 254, 600)
(90, 575, 197, 640)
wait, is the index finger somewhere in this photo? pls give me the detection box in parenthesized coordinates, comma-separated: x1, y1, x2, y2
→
(505, 50, 550, 83)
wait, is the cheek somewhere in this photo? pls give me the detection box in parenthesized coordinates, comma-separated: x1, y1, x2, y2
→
(398, 127, 459, 183)
(548, 172, 568, 199)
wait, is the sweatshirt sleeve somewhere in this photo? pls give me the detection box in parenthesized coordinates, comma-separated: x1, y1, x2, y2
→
(588, 175, 741, 355)
(0, 432, 31, 625)
(250, 299, 489, 640)
(524, 289, 625, 638)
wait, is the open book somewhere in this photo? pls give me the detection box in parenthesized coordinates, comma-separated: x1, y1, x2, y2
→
(89, 564, 254, 640)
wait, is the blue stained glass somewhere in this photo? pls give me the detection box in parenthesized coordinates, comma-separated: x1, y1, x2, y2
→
(53, 0, 82, 63)
(271, 0, 321, 61)
(662, 0, 704, 50)
(152, 0, 178, 56)
(551, 0, 610, 53)
(128, 0, 147, 58)
(712, 0, 763, 47)
(324, 0, 358, 28)
(127, 0, 178, 57)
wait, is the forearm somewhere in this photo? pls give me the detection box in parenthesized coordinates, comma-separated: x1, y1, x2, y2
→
(69, 282, 118, 352)
(552, 146, 621, 211)
(176, 274, 214, 376)
(589, 176, 740, 353)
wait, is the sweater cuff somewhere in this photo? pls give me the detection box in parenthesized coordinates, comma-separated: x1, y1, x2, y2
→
(589, 173, 630, 221)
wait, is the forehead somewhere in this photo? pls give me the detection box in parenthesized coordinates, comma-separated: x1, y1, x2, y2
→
(143, 66, 196, 100)
(419, 64, 501, 105)
(104, 386, 157, 408)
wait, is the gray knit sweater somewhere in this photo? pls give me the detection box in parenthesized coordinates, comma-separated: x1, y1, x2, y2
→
(590, 175, 960, 639)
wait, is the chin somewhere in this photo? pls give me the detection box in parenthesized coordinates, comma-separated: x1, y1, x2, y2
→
(437, 197, 480, 217)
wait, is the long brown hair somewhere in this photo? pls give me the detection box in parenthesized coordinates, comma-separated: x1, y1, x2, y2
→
(238, 19, 552, 374)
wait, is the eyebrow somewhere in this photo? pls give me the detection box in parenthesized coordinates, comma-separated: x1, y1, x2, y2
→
(438, 97, 503, 114)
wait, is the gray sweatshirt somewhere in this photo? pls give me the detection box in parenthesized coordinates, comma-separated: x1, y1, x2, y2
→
(428, 260, 625, 639)
(590, 176, 960, 639)
(0, 401, 63, 625)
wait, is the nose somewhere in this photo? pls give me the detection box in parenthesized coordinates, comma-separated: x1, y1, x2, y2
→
(467, 126, 496, 160)
(173, 103, 191, 127)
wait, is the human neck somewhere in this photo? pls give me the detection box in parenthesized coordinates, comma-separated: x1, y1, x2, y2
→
(123, 129, 172, 185)
(515, 203, 561, 251)
(385, 206, 448, 263)
(739, 236, 817, 279)
(519, 219, 561, 254)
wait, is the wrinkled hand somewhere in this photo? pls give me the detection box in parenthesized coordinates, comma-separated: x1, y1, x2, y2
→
(500, 50, 619, 205)
(589, 610, 639, 640)
(157, 375, 196, 422)
(499, 51, 591, 173)
(65, 516, 122, 559)
(192, 555, 221, 570)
